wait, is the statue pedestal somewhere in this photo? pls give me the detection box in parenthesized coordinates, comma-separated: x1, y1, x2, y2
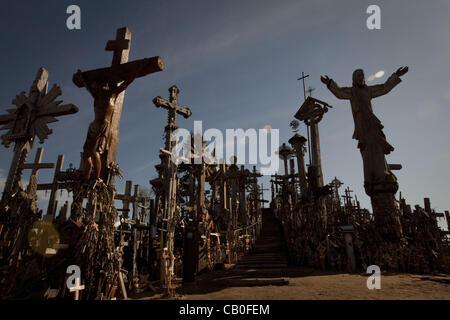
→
(370, 193, 403, 242)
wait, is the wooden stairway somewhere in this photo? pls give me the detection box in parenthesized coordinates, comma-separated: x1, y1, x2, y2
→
(236, 208, 288, 269)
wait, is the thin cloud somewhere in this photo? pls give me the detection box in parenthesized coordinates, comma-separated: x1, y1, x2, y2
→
(367, 70, 385, 82)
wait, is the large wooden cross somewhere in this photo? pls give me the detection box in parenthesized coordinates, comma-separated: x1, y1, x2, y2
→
(73, 27, 164, 182)
(0, 68, 78, 201)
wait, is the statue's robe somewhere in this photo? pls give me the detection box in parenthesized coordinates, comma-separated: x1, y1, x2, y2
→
(326, 73, 401, 194)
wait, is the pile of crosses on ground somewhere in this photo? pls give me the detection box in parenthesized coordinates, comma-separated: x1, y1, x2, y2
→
(0, 27, 264, 300)
(271, 76, 450, 275)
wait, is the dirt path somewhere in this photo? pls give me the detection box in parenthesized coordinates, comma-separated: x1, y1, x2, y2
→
(132, 265, 450, 300)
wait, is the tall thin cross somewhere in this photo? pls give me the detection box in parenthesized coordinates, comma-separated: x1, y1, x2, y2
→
(0, 68, 78, 201)
(297, 72, 309, 101)
(152, 85, 191, 295)
(297, 72, 311, 164)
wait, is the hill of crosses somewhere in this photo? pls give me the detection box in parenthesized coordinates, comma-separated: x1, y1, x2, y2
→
(0, 27, 449, 300)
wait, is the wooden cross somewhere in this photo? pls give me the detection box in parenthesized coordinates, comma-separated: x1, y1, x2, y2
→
(0, 68, 78, 201)
(342, 187, 354, 207)
(153, 85, 192, 151)
(115, 180, 148, 219)
(35, 154, 65, 219)
(69, 280, 85, 300)
(425, 198, 448, 230)
(307, 86, 316, 97)
(72, 27, 164, 182)
(116, 180, 133, 218)
(152, 86, 191, 293)
(21, 147, 54, 185)
(47, 155, 64, 219)
(22, 148, 54, 174)
(330, 176, 343, 201)
(297, 72, 309, 101)
(445, 211, 450, 235)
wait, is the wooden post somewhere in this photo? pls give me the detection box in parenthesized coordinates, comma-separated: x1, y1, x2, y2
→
(219, 161, 227, 212)
(309, 117, 324, 187)
(424, 198, 431, 214)
(131, 184, 140, 291)
(47, 155, 64, 219)
(289, 134, 308, 198)
(444, 211, 450, 233)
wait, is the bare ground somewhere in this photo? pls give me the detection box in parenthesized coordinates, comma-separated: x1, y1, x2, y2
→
(131, 265, 450, 300)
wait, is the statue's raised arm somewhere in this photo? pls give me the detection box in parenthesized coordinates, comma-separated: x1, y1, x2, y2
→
(321, 75, 352, 100)
(369, 66, 408, 98)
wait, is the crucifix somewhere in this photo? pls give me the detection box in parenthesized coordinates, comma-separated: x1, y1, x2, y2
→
(153, 85, 192, 153)
(0, 68, 78, 202)
(330, 176, 344, 204)
(151, 85, 192, 223)
(73, 27, 164, 183)
(152, 85, 191, 292)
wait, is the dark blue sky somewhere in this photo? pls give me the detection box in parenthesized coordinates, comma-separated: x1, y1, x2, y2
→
(1, 0, 449, 228)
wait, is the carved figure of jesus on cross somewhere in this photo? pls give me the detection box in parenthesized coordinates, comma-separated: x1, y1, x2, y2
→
(73, 27, 165, 182)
